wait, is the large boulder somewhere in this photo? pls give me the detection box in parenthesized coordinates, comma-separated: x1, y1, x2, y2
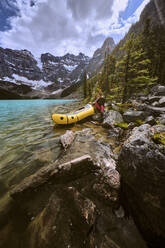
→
(146, 106, 165, 117)
(157, 114, 165, 125)
(117, 124, 165, 247)
(7, 154, 147, 248)
(159, 96, 165, 107)
(123, 110, 147, 123)
(150, 85, 165, 96)
(147, 96, 162, 104)
(144, 116, 156, 125)
(60, 130, 75, 150)
(103, 110, 124, 128)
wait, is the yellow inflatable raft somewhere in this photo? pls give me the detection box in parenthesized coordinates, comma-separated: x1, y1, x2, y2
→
(52, 104, 95, 125)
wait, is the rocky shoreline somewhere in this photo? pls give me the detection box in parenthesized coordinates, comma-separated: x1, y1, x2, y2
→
(0, 85, 165, 248)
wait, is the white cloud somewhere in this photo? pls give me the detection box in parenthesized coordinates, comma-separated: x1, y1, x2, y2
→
(0, 0, 149, 57)
(109, 0, 150, 43)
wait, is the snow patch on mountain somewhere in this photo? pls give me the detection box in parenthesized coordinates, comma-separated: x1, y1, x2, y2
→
(51, 89, 63, 95)
(49, 61, 59, 66)
(57, 78, 64, 83)
(2, 74, 52, 90)
(63, 64, 78, 72)
(36, 57, 43, 70)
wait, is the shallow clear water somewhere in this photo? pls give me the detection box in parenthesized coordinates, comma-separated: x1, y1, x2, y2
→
(0, 99, 74, 195)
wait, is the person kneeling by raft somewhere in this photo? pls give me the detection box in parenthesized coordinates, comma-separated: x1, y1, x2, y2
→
(94, 91, 105, 113)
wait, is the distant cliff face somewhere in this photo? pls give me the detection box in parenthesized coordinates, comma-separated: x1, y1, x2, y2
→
(0, 37, 115, 98)
(153, 0, 165, 25)
(0, 48, 90, 98)
(86, 37, 115, 76)
(140, 0, 165, 26)
(41, 52, 90, 87)
(0, 48, 41, 81)
(0, 48, 90, 88)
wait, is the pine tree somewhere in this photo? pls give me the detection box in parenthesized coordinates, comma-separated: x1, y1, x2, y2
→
(152, 25, 165, 84)
(129, 48, 157, 94)
(102, 55, 116, 94)
(140, 18, 165, 84)
(117, 34, 157, 102)
(116, 37, 134, 103)
(89, 18, 165, 103)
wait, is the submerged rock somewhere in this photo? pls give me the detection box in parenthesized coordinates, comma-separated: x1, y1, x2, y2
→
(0, 128, 147, 248)
(7, 153, 147, 248)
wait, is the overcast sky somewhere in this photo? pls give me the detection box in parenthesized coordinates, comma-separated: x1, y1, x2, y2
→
(0, 0, 150, 57)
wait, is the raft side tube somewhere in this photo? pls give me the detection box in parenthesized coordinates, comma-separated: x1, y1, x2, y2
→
(52, 114, 68, 124)
(52, 104, 95, 125)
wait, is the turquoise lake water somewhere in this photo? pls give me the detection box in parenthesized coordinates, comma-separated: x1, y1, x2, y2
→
(0, 99, 74, 196)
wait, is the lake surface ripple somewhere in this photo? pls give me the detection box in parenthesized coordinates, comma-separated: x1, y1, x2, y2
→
(0, 99, 74, 195)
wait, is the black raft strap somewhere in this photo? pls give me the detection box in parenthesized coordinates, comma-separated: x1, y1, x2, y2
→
(66, 115, 69, 124)
(76, 115, 79, 122)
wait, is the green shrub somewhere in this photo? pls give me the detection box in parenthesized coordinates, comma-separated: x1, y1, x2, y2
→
(114, 122, 129, 129)
(134, 120, 145, 126)
(153, 133, 165, 145)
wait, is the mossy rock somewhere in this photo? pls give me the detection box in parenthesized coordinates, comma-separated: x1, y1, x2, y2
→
(116, 103, 133, 114)
(134, 120, 145, 126)
(156, 120, 165, 126)
(152, 132, 165, 145)
(114, 122, 129, 130)
(156, 120, 160, 125)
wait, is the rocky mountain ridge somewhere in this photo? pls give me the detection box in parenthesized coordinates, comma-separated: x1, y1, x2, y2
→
(86, 37, 115, 77)
(0, 37, 115, 99)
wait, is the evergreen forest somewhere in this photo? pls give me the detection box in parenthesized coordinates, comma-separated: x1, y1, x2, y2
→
(84, 19, 165, 103)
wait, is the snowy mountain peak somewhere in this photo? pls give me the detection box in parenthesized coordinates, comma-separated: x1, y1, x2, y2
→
(0, 37, 115, 98)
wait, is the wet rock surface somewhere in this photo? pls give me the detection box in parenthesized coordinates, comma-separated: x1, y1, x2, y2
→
(0, 128, 147, 248)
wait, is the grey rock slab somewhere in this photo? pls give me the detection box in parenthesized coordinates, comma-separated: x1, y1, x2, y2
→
(103, 110, 124, 128)
(123, 110, 146, 123)
(159, 96, 165, 107)
(150, 85, 165, 96)
(60, 130, 75, 149)
(146, 106, 165, 116)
